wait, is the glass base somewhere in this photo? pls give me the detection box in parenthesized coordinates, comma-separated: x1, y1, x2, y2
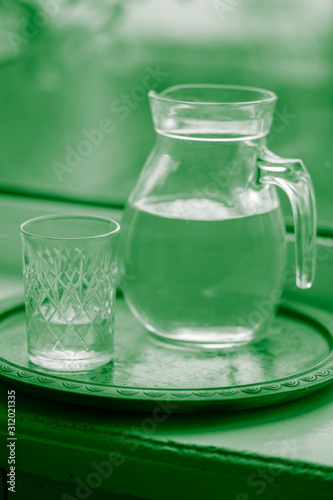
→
(28, 351, 113, 371)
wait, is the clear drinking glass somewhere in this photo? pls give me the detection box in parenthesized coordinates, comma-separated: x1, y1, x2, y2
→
(120, 84, 316, 349)
(20, 215, 120, 371)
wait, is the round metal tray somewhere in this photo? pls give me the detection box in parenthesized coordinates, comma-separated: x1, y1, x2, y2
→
(1, 298, 333, 412)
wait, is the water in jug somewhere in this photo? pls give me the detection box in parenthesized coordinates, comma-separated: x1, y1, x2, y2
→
(120, 85, 316, 348)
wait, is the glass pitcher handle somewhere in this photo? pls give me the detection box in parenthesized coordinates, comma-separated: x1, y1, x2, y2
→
(257, 146, 316, 289)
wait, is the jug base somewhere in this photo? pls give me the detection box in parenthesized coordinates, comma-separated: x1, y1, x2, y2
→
(148, 327, 256, 351)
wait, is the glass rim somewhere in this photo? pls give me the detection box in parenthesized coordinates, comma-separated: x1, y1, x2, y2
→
(20, 215, 121, 241)
(149, 84, 277, 106)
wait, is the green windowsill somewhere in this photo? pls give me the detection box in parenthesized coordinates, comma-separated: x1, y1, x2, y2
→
(1, 194, 333, 499)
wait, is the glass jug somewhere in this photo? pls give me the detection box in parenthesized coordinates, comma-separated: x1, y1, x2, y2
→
(120, 85, 316, 348)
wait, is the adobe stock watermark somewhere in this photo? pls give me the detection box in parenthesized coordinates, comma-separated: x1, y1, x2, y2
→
(235, 286, 282, 334)
(234, 241, 323, 334)
(5, 0, 67, 55)
(234, 233, 329, 333)
(267, 107, 296, 144)
(167, 158, 243, 222)
(170, 105, 296, 222)
(235, 438, 299, 499)
(52, 64, 169, 183)
(212, 0, 244, 24)
(285, 235, 333, 293)
(52, 118, 114, 183)
(61, 451, 125, 500)
(62, 400, 179, 500)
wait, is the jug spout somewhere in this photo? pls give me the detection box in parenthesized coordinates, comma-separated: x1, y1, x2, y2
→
(149, 84, 277, 141)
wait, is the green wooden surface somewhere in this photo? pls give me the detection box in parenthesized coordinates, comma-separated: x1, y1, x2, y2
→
(1, 377, 333, 499)
(1, 196, 333, 499)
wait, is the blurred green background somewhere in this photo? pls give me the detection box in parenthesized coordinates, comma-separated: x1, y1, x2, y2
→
(0, 0, 332, 224)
